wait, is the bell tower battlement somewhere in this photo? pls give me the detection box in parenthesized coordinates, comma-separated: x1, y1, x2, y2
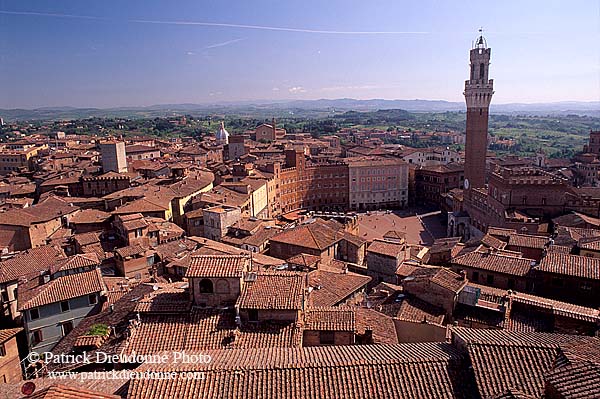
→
(464, 32, 494, 108)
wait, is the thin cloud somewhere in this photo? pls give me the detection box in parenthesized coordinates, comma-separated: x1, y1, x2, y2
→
(289, 86, 306, 94)
(321, 85, 381, 92)
(0, 10, 429, 35)
(204, 38, 245, 50)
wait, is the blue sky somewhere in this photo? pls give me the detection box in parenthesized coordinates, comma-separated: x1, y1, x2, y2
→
(0, 0, 598, 108)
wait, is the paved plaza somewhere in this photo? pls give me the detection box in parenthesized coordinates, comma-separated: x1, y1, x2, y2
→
(357, 208, 446, 245)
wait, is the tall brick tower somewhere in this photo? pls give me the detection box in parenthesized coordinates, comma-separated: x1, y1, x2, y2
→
(464, 31, 494, 193)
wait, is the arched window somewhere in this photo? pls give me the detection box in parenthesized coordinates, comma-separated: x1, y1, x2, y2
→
(470, 64, 475, 80)
(199, 279, 213, 293)
(479, 63, 485, 79)
(215, 279, 230, 294)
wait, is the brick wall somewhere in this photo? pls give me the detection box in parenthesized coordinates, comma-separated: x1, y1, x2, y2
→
(115, 255, 150, 280)
(302, 330, 354, 346)
(0, 335, 22, 383)
(366, 253, 400, 283)
(190, 277, 241, 307)
(402, 279, 457, 318)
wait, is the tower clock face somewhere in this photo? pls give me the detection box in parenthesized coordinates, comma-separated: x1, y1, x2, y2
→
(464, 179, 470, 189)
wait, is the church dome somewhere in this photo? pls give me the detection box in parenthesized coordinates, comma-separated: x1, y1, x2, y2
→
(216, 121, 229, 143)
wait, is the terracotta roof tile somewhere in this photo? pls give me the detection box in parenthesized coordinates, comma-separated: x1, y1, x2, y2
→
(287, 253, 321, 269)
(308, 269, 370, 307)
(508, 234, 548, 249)
(134, 287, 191, 314)
(452, 250, 533, 276)
(429, 237, 462, 255)
(0, 245, 66, 283)
(383, 230, 406, 241)
(114, 245, 146, 258)
(112, 197, 169, 215)
(546, 244, 572, 254)
(487, 227, 517, 239)
(544, 361, 600, 399)
(578, 236, 600, 251)
(429, 268, 468, 293)
(393, 295, 446, 325)
(18, 269, 105, 311)
(510, 292, 600, 323)
(73, 231, 101, 246)
(0, 196, 78, 227)
(452, 327, 597, 398)
(69, 209, 111, 225)
(0, 327, 22, 343)
(367, 239, 405, 258)
(127, 343, 470, 399)
(185, 254, 248, 278)
(303, 307, 355, 331)
(355, 308, 399, 344)
(73, 334, 108, 349)
(25, 383, 120, 399)
(481, 234, 507, 250)
(270, 220, 341, 251)
(53, 253, 100, 272)
(486, 389, 536, 399)
(122, 309, 302, 356)
(238, 272, 306, 310)
(538, 253, 600, 280)
(395, 262, 421, 278)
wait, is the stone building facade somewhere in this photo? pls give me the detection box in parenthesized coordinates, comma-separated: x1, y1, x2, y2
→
(347, 157, 408, 211)
(279, 149, 349, 213)
(0, 328, 22, 383)
(202, 205, 242, 242)
(99, 141, 127, 173)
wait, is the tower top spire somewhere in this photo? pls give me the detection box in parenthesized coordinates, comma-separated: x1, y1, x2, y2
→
(473, 27, 488, 49)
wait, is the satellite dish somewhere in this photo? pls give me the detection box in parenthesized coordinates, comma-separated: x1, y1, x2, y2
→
(21, 382, 36, 396)
(152, 285, 158, 291)
(464, 179, 470, 190)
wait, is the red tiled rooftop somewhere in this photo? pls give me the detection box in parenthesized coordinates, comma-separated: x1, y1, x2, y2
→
(238, 272, 306, 310)
(308, 269, 371, 307)
(0, 245, 66, 284)
(303, 307, 355, 331)
(18, 268, 105, 311)
(538, 253, 600, 280)
(367, 239, 405, 258)
(452, 250, 534, 276)
(0, 327, 22, 343)
(270, 220, 341, 251)
(508, 234, 548, 249)
(185, 254, 248, 278)
(25, 384, 120, 399)
(122, 309, 302, 356)
(127, 342, 468, 399)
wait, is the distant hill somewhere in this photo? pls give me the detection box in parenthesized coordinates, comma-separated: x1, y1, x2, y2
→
(1, 99, 598, 121)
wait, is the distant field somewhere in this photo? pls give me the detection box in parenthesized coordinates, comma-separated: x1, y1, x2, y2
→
(333, 111, 599, 158)
(3, 109, 599, 158)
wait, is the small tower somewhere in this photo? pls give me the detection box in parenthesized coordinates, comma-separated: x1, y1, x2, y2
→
(535, 149, 546, 168)
(463, 29, 494, 193)
(216, 121, 229, 145)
